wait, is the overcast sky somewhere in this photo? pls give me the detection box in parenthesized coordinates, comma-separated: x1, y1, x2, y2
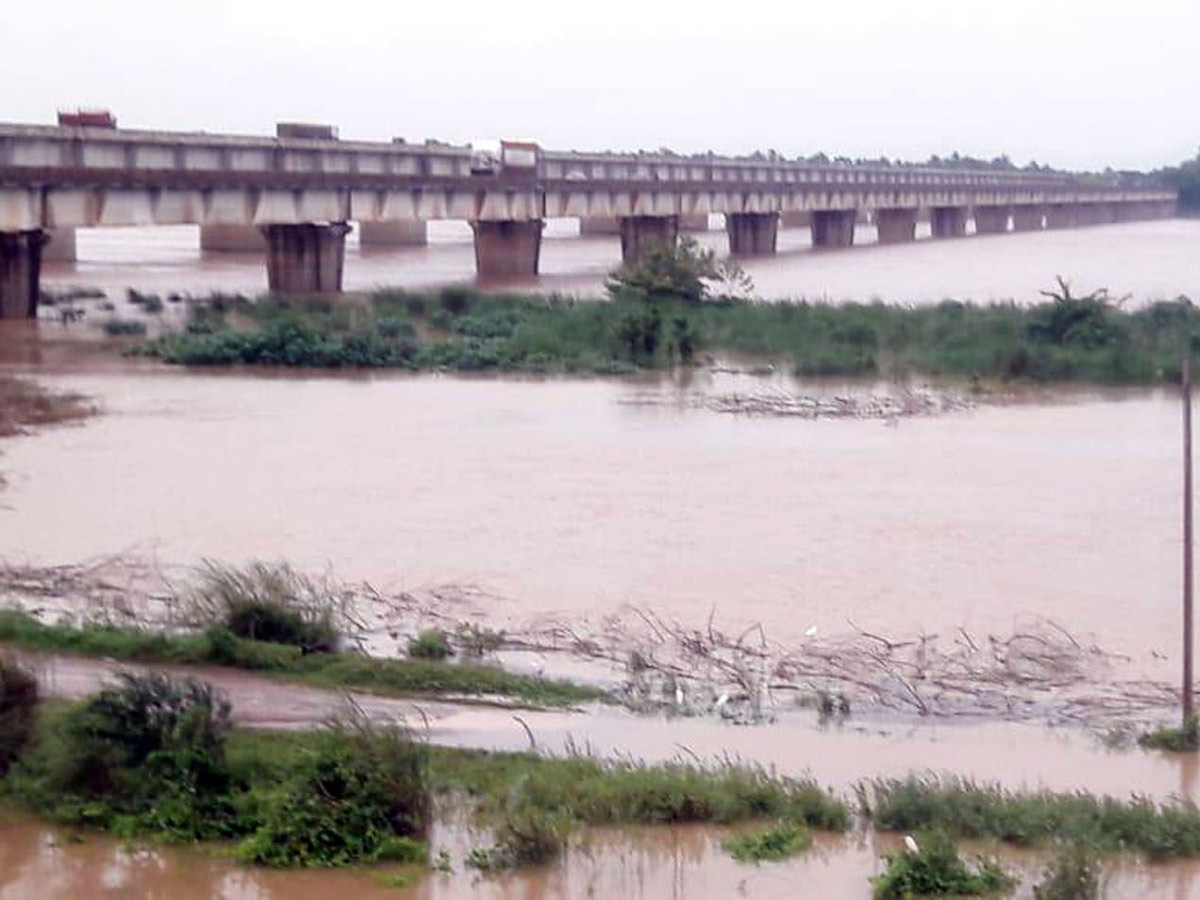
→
(4, 0, 1197, 171)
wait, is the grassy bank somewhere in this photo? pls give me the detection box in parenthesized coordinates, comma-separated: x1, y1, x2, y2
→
(127, 282, 1200, 384)
(0, 609, 602, 707)
(867, 775, 1200, 859)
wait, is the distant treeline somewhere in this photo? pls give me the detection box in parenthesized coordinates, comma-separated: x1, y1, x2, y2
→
(1155, 152, 1200, 212)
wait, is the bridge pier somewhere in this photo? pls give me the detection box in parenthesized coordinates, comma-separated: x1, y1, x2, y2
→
(262, 222, 350, 294)
(930, 206, 969, 238)
(41, 227, 77, 262)
(973, 206, 1010, 235)
(359, 220, 428, 247)
(618, 215, 679, 264)
(1045, 204, 1077, 229)
(725, 212, 778, 255)
(471, 220, 544, 276)
(873, 208, 918, 244)
(0, 229, 47, 319)
(1011, 205, 1044, 231)
(201, 224, 266, 252)
(810, 210, 856, 248)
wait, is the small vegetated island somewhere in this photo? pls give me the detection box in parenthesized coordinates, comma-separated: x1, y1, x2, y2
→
(116, 239, 1200, 386)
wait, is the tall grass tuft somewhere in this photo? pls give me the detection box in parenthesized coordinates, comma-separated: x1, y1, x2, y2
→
(192, 560, 338, 652)
(872, 829, 1015, 898)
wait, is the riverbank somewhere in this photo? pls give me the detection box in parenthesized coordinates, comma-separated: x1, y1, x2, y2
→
(101, 281, 1200, 385)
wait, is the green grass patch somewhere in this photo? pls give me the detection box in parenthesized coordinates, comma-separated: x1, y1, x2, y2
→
(872, 829, 1015, 898)
(867, 775, 1200, 859)
(1139, 717, 1200, 752)
(0, 610, 602, 708)
(722, 820, 813, 862)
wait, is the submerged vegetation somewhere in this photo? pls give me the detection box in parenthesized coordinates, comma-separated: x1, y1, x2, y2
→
(0, 609, 601, 707)
(722, 820, 813, 862)
(872, 830, 1015, 898)
(0, 375, 94, 438)
(1139, 716, 1200, 752)
(124, 257, 1200, 384)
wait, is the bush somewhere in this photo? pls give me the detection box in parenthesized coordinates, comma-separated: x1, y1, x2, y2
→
(455, 623, 506, 658)
(466, 800, 571, 869)
(1140, 717, 1200, 752)
(24, 672, 238, 839)
(1033, 844, 1102, 900)
(236, 716, 429, 867)
(872, 830, 1015, 898)
(722, 821, 812, 862)
(192, 561, 338, 652)
(0, 655, 39, 776)
(103, 319, 147, 336)
(408, 628, 453, 660)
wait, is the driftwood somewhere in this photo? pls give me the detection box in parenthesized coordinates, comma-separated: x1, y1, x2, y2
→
(0, 557, 1178, 730)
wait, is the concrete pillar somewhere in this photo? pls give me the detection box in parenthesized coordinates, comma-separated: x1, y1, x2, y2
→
(780, 210, 811, 228)
(579, 217, 622, 236)
(873, 208, 918, 244)
(262, 222, 350, 294)
(41, 227, 77, 262)
(1011, 205, 1044, 231)
(1045, 204, 1077, 229)
(930, 206, 969, 238)
(0, 229, 47, 319)
(679, 213, 709, 232)
(618, 215, 679, 264)
(810, 210, 857, 248)
(471, 220, 544, 276)
(973, 206, 1010, 235)
(359, 220, 428, 247)
(201, 224, 266, 252)
(725, 212, 779, 255)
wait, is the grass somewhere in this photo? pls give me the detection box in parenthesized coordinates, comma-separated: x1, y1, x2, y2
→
(408, 628, 453, 660)
(126, 284, 1200, 385)
(0, 376, 94, 438)
(872, 829, 1015, 899)
(722, 820, 813, 862)
(0, 609, 603, 707)
(1033, 843, 1103, 900)
(1139, 716, 1200, 752)
(866, 775, 1200, 859)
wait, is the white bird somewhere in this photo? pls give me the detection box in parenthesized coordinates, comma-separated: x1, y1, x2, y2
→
(804, 624, 819, 639)
(715, 692, 730, 710)
(675, 684, 684, 706)
(904, 835, 920, 855)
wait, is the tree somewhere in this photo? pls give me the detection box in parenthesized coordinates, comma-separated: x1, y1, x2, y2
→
(605, 236, 753, 305)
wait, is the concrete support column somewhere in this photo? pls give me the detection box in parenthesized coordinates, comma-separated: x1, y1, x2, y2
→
(725, 212, 779, 256)
(618, 215, 679, 264)
(201, 224, 266, 252)
(930, 206, 969, 238)
(1011, 205, 1044, 231)
(471, 220, 544, 276)
(41, 227, 77, 262)
(1045, 204, 1077, 229)
(973, 206, 1010, 235)
(679, 213, 710, 232)
(780, 210, 811, 229)
(0, 229, 47, 319)
(873, 208, 918, 244)
(262, 222, 350, 294)
(810, 210, 857, 248)
(359, 220, 428, 247)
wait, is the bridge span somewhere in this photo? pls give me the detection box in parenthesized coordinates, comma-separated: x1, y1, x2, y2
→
(0, 120, 1178, 318)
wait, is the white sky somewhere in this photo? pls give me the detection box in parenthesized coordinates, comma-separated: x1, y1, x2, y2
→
(4, 0, 1197, 171)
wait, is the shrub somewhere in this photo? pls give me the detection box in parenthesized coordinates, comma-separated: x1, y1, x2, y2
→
(1033, 844, 1102, 900)
(455, 623, 506, 658)
(236, 716, 429, 867)
(192, 560, 338, 652)
(408, 628, 453, 660)
(26, 672, 238, 839)
(722, 821, 812, 863)
(872, 830, 1015, 898)
(0, 655, 39, 775)
(466, 800, 571, 869)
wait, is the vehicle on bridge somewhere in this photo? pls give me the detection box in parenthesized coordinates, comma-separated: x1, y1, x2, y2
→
(57, 109, 116, 129)
(470, 139, 539, 176)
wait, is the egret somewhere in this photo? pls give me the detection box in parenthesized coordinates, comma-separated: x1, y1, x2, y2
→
(804, 624, 819, 638)
(904, 835, 920, 855)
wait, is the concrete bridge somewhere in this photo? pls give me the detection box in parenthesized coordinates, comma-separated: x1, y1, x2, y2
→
(0, 120, 1178, 318)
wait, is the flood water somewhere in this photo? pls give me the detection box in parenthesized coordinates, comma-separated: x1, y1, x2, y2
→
(5, 811, 1200, 900)
(40, 217, 1200, 304)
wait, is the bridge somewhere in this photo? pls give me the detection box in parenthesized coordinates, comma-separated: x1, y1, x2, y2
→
(0, 120, 1178, 318)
